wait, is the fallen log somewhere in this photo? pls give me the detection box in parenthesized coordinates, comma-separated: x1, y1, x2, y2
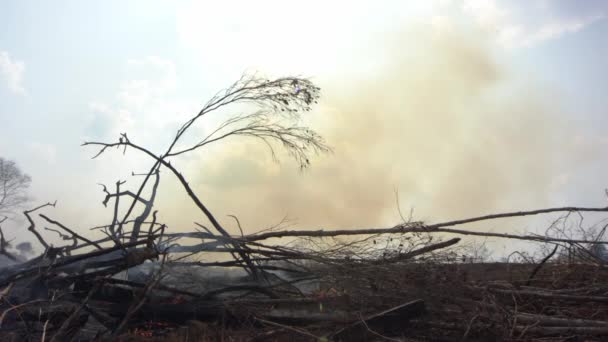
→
(485, 287, 608, 303)
(332, 299, 426, 342)
(515, 313, 608, 327)
(88, 299, 228, 323)
(263, 308, 353, 324)
(374, 238, 460, 264)
(514, 325, 608, 336)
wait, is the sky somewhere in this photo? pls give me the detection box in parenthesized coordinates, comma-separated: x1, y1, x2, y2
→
(1, 1, 608, 254)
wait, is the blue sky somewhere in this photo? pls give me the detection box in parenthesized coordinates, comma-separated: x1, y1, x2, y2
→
(1, 1, 608, 249)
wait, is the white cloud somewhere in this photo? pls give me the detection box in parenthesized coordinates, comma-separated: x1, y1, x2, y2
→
(431, 15, 455, 34)
(27, 142, 57, 165)
(518, 14, 605, 48)
(88, 101, 135, 137)
(175, 1, 436, 79)
(120, 56, 178, 110)
(87, 56, 198, 149)
(459, 0, 606, 48)
(462, 0, 510, 30)
(0, 51, 25, 94)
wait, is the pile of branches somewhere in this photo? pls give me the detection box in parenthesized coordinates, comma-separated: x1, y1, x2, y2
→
(0, 74, 607, 341)
(315, 247, 608, 341)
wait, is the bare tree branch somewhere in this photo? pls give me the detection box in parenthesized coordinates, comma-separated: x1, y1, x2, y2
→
(23, 202, 56, 250)
(38, 214, 102, 250)
(130, 170, 160, 243)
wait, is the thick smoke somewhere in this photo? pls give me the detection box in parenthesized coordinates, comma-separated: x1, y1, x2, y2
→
(160, 26, 567, 234)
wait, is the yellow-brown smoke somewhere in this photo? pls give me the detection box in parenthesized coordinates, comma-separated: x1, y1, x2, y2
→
(159, 26, 567, 234)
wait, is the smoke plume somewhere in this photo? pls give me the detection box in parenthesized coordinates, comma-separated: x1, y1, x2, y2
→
(160, 26, 567, 234)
